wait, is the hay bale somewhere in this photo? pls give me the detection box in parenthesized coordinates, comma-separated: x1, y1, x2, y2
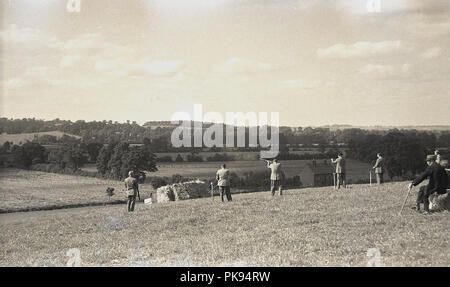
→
(429, 192, 450, 212)
(156, 185, 174, 203)
(156, 179, 209, 202)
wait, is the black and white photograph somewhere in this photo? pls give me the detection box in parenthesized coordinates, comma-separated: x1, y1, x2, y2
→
(1, 0, 450, 272)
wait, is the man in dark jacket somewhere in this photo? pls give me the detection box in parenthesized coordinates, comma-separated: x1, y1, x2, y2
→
(409, 155, 448, 213)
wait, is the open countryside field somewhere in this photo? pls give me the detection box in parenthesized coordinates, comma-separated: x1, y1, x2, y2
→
(0, 175, 449, 266)
(0, 169, 155, 213)
(155, 149, 330, 161)
(82, 159, 374, 185)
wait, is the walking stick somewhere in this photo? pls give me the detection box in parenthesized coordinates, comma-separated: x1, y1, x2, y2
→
(399, 186, 412, 216)
(210, 182, 214, 201)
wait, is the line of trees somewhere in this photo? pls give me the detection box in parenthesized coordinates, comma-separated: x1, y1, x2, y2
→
(347, 131, 449, 180)
(96, 141, 157, 179)
(0, 139, 157, 180)
(3, 118, 450, 153)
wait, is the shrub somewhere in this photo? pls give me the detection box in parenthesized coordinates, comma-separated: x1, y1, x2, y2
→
(172, 174, 184, 183)
(150, 177, 168, 189)
(187, 153, 203, 162)
(158, 155, 173, 162)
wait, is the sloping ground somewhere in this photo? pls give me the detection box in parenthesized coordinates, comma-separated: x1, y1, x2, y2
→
(0, 131, 81, 145)
(0, 169, 153, 213)
(0, 181, 448, 266)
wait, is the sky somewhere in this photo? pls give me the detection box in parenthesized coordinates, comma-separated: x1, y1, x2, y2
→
(1, 0, 449, 127)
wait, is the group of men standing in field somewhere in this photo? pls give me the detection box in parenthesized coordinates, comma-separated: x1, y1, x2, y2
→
(330, 152, 385, 189)
(123, 149, 448, 214)
(213, 158, 283, 202)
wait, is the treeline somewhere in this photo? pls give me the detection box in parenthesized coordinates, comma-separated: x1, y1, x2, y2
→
(0, 139, 157, 180)
(96, 142, 157, 179)
(156, 150, 341, 162)
(347, 130, 450, 179)
(3, 118, 450, 152)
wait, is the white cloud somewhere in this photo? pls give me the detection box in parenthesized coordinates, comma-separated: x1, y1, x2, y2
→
(62, 33, 101, 51)
(0, 24, 40, 43)
(422, 47, 442, 59)
(215, 57, 272, 74)
(359, 64, 395, 75)
(358, 63, 411, 78)
(3, 78, 31, 89)
(317, 41, 405, 59)
(280, 79, 325, 89)
(139, 60, 185, 77)
(60, 55, 82, 68)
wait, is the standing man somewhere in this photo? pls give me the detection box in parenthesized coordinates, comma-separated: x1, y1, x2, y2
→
(124, 171, 139, 212)
(216, 164, 232, 202)
(409, 155, 447, 214)
(331, 152, 346, 189)
(267, 158, 283, 196)
(373, 153, 385, 185)
(434, 149, 441, 163)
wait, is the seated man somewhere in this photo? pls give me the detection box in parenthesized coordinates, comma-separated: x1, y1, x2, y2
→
(409, 155, 448, 213)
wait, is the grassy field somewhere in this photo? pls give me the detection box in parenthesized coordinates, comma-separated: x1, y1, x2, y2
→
(0, 169, 449, 266)
(0, 169, 155, 213)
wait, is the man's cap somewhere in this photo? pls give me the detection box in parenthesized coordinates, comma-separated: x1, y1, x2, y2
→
(425, 154, 436, 162)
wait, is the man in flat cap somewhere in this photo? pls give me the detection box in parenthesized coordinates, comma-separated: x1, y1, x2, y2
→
(409, 154, 448, 214)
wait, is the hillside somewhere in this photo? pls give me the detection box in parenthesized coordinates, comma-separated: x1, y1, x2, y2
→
(0, 131, 81, 145)
(0, 170, 449, 266)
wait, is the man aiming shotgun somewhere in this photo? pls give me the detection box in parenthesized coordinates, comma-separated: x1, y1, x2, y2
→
(331, 152, 346, 189)
(265, 158, 283, 196)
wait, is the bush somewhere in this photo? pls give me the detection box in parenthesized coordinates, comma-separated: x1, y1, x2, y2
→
(175, 154, 184, 162)
(206, 153, 236, 162)
(158, 155, 173, 162)
(187, 153, 203, 162)
(150, 177, 168, 189)
(172, 174, 183, 183)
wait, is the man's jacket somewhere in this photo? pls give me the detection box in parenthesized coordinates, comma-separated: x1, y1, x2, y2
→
(412, 162, 448, 195)
(216, 168, 230, 187)
(268, 162, 282, 181)
(331, 157, 345, 174)
(373, 157, 385, 174)
(124, 176, 138, 196)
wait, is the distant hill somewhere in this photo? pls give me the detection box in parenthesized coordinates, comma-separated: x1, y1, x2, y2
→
(318, 124, 450, 131)
(0, 131, 81, 145)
